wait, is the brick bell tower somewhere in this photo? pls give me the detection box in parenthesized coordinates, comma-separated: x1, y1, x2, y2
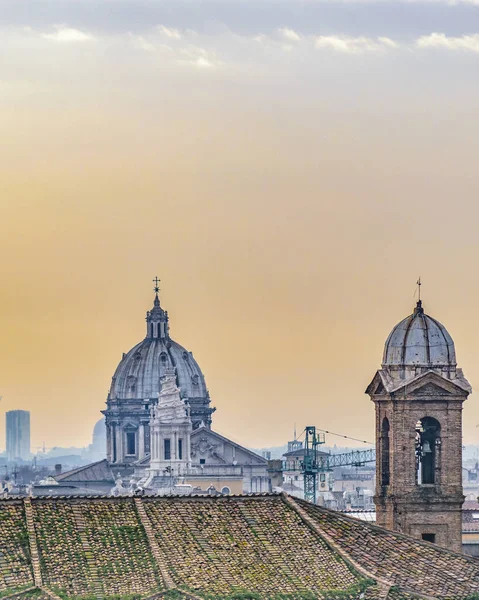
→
(366, 298, 471, 552)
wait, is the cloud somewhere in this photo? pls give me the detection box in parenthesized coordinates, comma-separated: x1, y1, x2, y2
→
(278, 27, 301, 42)
(178, 46, 220, 69)
(128, 34, 156, 52)
(416, 32, 479, 52)
(42, 25, 95, 43)
(315, 35, 398, 53)
(157, 25, 182, 40)
(378, 36, 399, 48)
(190, 57, 215, 68)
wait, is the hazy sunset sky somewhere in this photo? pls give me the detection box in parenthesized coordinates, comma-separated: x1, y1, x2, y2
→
(1, 0, 479, 451)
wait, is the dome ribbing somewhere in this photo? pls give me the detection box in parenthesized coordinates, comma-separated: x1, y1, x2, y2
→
(382, 300, 456, 367)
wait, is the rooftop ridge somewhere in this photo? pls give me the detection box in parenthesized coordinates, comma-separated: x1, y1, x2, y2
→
(281, 494, 393, 590)
(1, 492, 282, 502)
(295, 497, 479, 563)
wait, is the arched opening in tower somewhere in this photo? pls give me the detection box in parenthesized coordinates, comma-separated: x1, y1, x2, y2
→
(381, 417, 390, 486)
(415, 417, 441, 485)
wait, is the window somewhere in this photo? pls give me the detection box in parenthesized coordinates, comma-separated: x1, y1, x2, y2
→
(320, 473, 326, 482)
(221, 486, 231, 495)
(164, 439, 171, 461)
(381, 417, 391, 486)
(422, 533, 436, 543)
(126, 432, 136, 455)
(416, 417, 441, 485)
(200, 458, 206, 465)
(178, 439, 183, 460)
(150, 323, 154, 337)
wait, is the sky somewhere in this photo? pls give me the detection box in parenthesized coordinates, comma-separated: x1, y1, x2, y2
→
(0, 0, 479, 451)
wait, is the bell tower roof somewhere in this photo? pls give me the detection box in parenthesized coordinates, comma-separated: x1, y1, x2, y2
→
(382, 300, 456, 368)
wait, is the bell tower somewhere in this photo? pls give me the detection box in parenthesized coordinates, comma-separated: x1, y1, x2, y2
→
(366, 299, 471, 552)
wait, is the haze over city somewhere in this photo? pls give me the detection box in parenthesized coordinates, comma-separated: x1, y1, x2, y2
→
(1, 0, 479, 452)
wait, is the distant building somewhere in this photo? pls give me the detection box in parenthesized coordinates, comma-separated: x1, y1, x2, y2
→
(280, 444, 334, 504)
(56, 287, 269, 495)
(82, 418, 106, 462)
(6, 410, 30, 462)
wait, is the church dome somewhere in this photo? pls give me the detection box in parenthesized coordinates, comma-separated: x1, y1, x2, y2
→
(107, 288, 213, 428)
(109, 337, 208, 400)
(92, 418, 106, 442)
(383, 300, 456, 367)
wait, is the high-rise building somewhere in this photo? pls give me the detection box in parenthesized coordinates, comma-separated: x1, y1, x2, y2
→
(6, 410, 31, 462)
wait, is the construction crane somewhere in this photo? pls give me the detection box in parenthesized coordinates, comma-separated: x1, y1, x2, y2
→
(284, 426, 376, 504)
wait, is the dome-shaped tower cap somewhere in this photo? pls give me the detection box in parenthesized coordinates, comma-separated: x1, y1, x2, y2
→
(382, 301, 456, 367)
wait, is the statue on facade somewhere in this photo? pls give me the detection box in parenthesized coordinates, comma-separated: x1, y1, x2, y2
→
(111, 473, 127, 497)
(153, 368, 189, 424)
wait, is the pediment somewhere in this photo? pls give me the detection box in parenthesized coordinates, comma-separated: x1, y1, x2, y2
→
(365, 370, 392, 396)
(411, 382, 451, 396)
(191, 428, 267, 465)
(390, 371, 470, 397)
(367, 368, 471, 398)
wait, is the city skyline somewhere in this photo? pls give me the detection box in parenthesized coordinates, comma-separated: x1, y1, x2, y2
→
(1, 280, 479, 451)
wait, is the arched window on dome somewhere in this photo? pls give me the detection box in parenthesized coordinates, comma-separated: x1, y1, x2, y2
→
(150, 323, 154, 338)
(416, 417, 441, 485)
(381, 417, 390, 487)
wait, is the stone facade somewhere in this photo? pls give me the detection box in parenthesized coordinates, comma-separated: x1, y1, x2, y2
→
(366, 300, 471, 552)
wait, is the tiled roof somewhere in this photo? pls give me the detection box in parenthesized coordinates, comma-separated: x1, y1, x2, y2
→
(0, 494, 477, 599)
(54, 459, 115, 483)
(296, 497, 479, 599)
(462, 507, 479, 532)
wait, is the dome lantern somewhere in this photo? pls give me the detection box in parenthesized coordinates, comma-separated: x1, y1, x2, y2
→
(146, 291, 169, 340)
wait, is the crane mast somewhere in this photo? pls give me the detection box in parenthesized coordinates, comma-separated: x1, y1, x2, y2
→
(284, 425, 376, 504)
